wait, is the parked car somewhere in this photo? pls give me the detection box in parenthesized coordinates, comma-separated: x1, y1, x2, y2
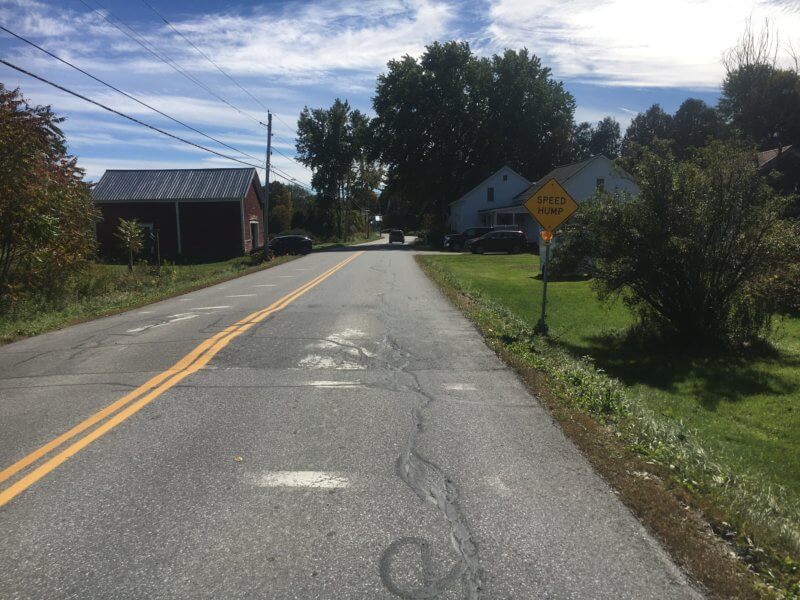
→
(388, 229, 405, 244)
(269, 235, 312, 256)
(466, 230, 528, 254)
(443, 227, 493, 251)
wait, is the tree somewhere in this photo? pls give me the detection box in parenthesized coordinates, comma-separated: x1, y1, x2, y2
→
(372, 42, 576, 227)
(560, 142, 795, 347)
(571, 122, 594, 160)
(589, 116, 621, 158)
(719, 20, 800, 148)
(671, 98, 723, 158)
(114, 218, 143, 272)
(0, 85, 97, 305)
(622, 104, 672, 152)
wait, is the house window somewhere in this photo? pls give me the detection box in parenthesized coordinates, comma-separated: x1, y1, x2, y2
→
(250, 221, 259, 248)
(596, 178, 605, 191)
(502, 174, 508, 181)
(487, 187, 495, 202)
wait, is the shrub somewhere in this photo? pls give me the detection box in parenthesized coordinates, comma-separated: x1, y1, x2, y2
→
(0, 85, 98, 309)
(558, 142, 796, 347)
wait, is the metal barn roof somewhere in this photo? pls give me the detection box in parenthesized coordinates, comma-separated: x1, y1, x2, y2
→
(92, 168, 262, 203)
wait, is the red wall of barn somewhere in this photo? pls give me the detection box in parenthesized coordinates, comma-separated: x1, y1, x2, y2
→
(95, 203, 178, 260)
(242, 181, 264, 251)
(179, 202, 242, 259)
(96, 182, 263, 260)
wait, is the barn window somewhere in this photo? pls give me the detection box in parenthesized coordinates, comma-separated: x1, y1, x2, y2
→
(487, 187, 495, 202)
(502, 174, 508, 181)
(596, 178, 605, 191)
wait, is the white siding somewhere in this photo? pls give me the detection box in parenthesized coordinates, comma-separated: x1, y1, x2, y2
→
(449, 167, 530, 233)
(562, 156, 640, 202)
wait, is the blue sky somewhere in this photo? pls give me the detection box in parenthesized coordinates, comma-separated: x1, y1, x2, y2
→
(1, 0, 799, 186)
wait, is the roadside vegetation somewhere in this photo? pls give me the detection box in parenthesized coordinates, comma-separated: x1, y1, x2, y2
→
(0, 254, 299, 344)
(419, 253, 799, 596)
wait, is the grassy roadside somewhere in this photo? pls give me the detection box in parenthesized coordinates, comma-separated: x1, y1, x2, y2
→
(0, 254, 298, 344)
(417, 254, 800, 598)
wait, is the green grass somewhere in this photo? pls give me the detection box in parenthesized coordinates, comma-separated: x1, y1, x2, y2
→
(0, 254, 297, 344)
(420, 253, 800, 504)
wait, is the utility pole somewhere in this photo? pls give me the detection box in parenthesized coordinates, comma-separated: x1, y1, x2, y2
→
(263, 111, 272, 254)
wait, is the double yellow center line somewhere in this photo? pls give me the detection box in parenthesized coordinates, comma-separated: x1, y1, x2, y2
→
(0, 251, 363, 508)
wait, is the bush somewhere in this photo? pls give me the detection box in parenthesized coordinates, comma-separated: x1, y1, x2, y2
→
(558, 142, 797, 347)
(0, 85, 98, 309)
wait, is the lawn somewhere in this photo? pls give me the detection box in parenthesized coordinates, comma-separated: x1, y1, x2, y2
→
(0, 254, 297, 344)
(420, 253, 800, 503)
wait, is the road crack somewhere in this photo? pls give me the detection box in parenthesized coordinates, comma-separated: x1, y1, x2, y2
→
(380, 335, 483, 599)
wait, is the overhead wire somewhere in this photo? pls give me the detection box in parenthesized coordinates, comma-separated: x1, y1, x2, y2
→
(0, 58, 265, 170)
(76, 0, 266, 128)
(0, 23, 267, 167)
(135, 0, 311, 174)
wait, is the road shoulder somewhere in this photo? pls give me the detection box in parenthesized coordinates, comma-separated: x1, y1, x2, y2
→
(415, 254, 767, 600)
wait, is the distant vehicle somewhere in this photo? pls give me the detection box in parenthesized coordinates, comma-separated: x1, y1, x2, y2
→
(269, 235, 312, 256)
(466, 230, 527, 254)
(388, 229, 405, 244)
(443, 226, 493, 251)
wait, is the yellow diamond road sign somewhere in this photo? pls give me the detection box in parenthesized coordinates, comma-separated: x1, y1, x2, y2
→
(523, 178, 578, 232)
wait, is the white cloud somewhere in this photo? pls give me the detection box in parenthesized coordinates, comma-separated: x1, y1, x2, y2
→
(485, 0, 800, 88)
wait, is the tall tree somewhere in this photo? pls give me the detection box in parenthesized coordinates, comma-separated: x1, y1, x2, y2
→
(372, 42, 576, 226)
(620, 104, 673, 169)
(0, 85, 97, 305)
(671, 98, 723, 158)
(589, 116, 621, 158)
(571, 121, 594, 160)
(719, 20, 800, 148)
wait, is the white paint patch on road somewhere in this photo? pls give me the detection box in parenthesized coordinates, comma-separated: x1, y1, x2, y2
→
(192, 306, 231, 310)
(444, 383, 477, 391)
(307, 380, 362, 388)
(278, 275, 296, 278)
(137, 311, 154, 315)
(225, 294, 256, 298)
(251, 471, 350, 489)
(253, 284, 276, 287)
(126, 313, 198, 333)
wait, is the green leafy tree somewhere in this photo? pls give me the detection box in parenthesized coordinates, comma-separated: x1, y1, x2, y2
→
(560, 142, 795, 347)
(114, 218, 143, 272)
(372, 42, 576, 227)
(671, 98, 723, 158)
(571, 121, 594, 160)
(621, 104, 673, 163)
(0, 84, 97, 306)
(270, 204, 293, 234)
(719, 21, 800, 149)
(589, 116, 621, 158)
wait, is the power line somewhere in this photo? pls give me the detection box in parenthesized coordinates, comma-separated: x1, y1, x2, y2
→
(139, 0, 269, 114)
(133, 2, 312, 174)
(0, 24, 267, 166)
(76, 0, 266, 128)
(0, 58, 266, 170)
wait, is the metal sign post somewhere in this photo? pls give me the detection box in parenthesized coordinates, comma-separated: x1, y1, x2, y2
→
(535, 230, 552, 335)
(522, 178, 578, 336)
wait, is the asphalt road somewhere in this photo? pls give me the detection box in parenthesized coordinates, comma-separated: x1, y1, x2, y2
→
(0, 236, 701, 599)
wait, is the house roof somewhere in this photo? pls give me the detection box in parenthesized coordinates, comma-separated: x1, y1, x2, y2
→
(511, 155, 603, 204)
(92, 168, 263, 203)
(757, 145, 797, 171)
(449, 165, 530, 206)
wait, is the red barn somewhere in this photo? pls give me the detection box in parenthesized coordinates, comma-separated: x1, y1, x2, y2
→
(93, 168, 265, 260)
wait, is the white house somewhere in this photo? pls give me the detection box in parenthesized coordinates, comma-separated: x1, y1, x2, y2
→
(448, 166, 531, 233)
(449, 155, 640, 241)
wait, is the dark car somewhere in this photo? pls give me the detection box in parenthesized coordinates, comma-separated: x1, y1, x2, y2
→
(269, 235, 312, 256)
(388, 229, 405, 244)
(443, 227, 493, 251)
(466, 230, 527, 254)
